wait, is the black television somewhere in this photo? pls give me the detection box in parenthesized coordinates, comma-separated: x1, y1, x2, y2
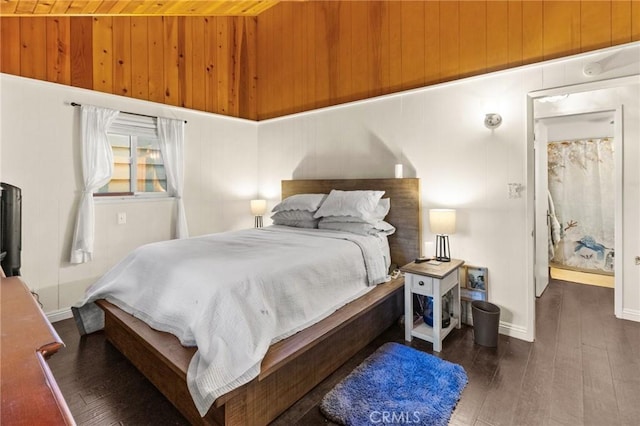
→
(1, 182, 22, 277)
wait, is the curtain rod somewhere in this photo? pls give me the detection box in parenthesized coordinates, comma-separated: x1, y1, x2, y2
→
(70, 102, 187, 124)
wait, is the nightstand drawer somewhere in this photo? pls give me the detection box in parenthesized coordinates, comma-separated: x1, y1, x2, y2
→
(410, 274, 433, 295)
(441, 269, 458, 293)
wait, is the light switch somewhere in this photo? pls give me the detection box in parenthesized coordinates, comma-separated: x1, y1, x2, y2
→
(117, 212, 127, 225)
(508, 183, 524, 199)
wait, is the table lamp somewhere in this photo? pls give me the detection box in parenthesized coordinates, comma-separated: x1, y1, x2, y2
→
(429, 209, 456, 262)
(251, 199, 267, 228)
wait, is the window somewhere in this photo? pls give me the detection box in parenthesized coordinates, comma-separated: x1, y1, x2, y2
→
(95, 113, 167, 197)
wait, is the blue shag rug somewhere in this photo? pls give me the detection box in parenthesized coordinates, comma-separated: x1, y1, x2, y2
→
(320, 342, 467, 426)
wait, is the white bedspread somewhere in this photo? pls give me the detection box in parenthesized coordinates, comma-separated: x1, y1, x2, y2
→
(74, 226, 389, 416)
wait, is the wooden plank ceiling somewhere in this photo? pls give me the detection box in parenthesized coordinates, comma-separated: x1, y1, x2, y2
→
(1, 1, 638, 120)
(0, 0, 280, 16)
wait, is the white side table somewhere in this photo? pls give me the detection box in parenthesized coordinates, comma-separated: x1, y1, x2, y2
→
(400, 259, 464, 352)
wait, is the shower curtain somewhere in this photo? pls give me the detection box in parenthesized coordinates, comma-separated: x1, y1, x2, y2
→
(547, 138, 615, 274)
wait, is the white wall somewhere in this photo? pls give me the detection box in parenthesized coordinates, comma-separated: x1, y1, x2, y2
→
(258, 42, 640, 341)
(0, 75, 258, 317)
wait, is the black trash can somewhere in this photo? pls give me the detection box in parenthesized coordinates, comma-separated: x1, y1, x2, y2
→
(471, 301, 500, 347)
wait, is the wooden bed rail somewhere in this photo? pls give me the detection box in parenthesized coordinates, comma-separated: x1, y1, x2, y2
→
(97, 275, 404, 425)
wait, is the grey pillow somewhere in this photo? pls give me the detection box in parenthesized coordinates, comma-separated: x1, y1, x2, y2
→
(271, 210, 316, 221)
(272, 218, 320, 228)
(272, 194, 327, 212)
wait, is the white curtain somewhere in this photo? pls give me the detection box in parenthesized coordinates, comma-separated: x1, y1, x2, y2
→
(157, 117, 189, 239)
(70, 105, 120, 264)
(548, 138, 615, 273)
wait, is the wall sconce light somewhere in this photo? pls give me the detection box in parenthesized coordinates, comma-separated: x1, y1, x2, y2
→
(429, 209, 456, 262)
(484, 113, 502, 129)
(250, 199, 267, 228)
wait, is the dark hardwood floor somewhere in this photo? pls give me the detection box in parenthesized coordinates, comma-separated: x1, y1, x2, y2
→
(49, 278, 640, 425)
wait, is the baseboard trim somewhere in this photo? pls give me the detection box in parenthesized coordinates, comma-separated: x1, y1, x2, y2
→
(499, 321, 532, 342)
(620, 308, 640, 323)
(47, 307, 73, 323)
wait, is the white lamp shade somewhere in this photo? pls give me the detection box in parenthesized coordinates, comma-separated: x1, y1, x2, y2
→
(429, 209, 456, 234)
(250, 199, 267, 216)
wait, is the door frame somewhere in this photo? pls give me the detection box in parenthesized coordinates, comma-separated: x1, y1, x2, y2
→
(526, 76, 634, 340)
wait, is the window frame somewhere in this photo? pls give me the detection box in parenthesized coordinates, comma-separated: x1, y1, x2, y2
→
(94, 113, 171, 200)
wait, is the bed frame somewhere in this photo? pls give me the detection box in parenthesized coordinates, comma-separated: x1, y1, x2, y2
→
(95, 178, 421, 425)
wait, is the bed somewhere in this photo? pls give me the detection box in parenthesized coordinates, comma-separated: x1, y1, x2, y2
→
(91, 178, 420, 425)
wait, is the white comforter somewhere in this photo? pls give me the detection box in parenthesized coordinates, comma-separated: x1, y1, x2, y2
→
(75, 226, 389, 416)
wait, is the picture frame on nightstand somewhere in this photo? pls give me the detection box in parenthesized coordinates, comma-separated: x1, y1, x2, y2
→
(460, 265, 488, 326)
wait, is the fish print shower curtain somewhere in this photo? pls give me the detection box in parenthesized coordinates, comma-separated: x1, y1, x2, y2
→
(547, 138, 615, 274)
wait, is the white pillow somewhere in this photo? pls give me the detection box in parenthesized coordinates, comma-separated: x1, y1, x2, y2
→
(318, 220, 396, 236)
(313, 190, 385, 220)
(373, 198, 391, 220)
(321, 198, 390, 224)
(272, 194, 327, 212)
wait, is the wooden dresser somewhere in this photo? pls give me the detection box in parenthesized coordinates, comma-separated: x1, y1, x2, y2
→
(1, 275, 75, 425)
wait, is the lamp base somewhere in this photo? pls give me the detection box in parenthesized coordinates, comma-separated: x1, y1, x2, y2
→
(435, 235, 451, 262)
(254, 216, 263, 228)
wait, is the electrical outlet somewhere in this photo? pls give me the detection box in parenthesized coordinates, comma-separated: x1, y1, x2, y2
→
(117, 212, 127, 225)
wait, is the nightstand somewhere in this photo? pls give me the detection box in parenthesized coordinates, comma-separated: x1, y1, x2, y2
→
(400, 259, 465, 352)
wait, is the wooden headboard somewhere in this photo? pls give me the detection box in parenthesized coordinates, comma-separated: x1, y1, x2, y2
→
(281, 178, 421, 268)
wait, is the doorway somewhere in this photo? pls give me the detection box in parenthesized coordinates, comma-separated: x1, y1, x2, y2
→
(535, 111, 616, 295)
